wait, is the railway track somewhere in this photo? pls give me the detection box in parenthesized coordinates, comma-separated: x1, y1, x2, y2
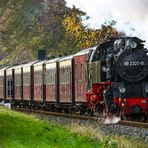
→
(13, 108, 148, 129)
(118, 120, 148, 129)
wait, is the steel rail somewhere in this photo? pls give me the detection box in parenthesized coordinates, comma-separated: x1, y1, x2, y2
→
(13, 108, 148, 129)
(118, 120, 148, 129)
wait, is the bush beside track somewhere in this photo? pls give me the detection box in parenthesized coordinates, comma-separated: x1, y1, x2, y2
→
(0, 107, 147, 148)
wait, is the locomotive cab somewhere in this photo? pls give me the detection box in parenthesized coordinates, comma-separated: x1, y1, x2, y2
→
(86, 41, 115, 114)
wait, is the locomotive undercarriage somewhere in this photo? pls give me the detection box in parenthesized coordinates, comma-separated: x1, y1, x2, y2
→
(115, 98, 148, 122)
(86, 82, 148, 123)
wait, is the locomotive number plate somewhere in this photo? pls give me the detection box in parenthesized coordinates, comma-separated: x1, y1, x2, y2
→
(124, 61, 144, 66)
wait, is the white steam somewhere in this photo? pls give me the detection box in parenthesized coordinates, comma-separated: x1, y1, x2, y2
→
(66, 0, 148, 46)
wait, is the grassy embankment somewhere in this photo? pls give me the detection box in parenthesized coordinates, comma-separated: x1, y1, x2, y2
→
(0, 106, 147, 148)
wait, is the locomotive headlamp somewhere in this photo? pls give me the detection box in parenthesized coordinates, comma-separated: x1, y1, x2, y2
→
(128, 40, 137, 48)
(145, 86, 148, 93)
(118, 86, 126, 93)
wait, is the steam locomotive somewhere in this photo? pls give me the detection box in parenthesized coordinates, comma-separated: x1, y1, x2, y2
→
(0, 37, 147, 121)
(87, 37, 148, 121)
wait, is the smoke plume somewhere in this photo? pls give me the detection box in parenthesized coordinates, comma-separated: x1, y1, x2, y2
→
(66, 0, 148, 46)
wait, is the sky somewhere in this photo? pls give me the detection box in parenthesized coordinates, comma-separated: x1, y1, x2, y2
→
(65, 0, 148, 46)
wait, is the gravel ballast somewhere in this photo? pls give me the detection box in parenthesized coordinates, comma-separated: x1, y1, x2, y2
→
(48, 115, 148, 143)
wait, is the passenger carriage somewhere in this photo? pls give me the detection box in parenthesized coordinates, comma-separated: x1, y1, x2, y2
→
(0, 67, 10, 102)
(58, 55, 74, 111)
(14, 65, 23, 102)
(33, 60, 47, 107)
(44, 58, 60, 110)
(22, 61, 38, 106)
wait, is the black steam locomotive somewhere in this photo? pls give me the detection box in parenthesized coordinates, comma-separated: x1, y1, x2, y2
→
(87, 37, 148, 121)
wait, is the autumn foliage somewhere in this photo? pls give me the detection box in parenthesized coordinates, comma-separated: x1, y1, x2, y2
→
(0, 0, 123, 66)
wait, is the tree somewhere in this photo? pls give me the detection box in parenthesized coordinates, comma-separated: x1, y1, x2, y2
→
(0, 0, 73, 64)
(0, 1, 123, 66)
(0, 0, 43, 65)
(62, 7, 123, 51)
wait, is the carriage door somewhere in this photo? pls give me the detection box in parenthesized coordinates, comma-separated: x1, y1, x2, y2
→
(7, 79, 14, 99)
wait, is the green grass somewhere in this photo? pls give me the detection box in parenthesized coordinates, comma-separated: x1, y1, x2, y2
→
(0, 106, 147, 148)
(0, 107, 116, 148)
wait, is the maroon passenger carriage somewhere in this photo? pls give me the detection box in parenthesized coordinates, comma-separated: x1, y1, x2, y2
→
(14, 65, 23, 105)
(22, 61, 38, 106)
(44, 58, 60, 110)
(0, 67, 10, 102)
(0, 65, 23, 104)
(73, 48, 95, 113)
(5, 66, 16, 102)
(58, 55, 74, 112)
(33, 61, 46, 107)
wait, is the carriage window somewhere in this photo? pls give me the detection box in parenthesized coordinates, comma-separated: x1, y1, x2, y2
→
(78, 63, 83, 81)
(7, 79, 13, 97)
(34, 70, 42, 85)
(45, 68, 56, 85)
(75, 64, 77, 80)
(23, 72, 30, 86)
(67, 66, 71, 84)
(52, 69, 56, 85)
(60, 66, 71, 84)
(45, 69, 50, 85)
(81, 63, 83, 80)
(15, 74, 21, 86)
(0, 77, 3, 86)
